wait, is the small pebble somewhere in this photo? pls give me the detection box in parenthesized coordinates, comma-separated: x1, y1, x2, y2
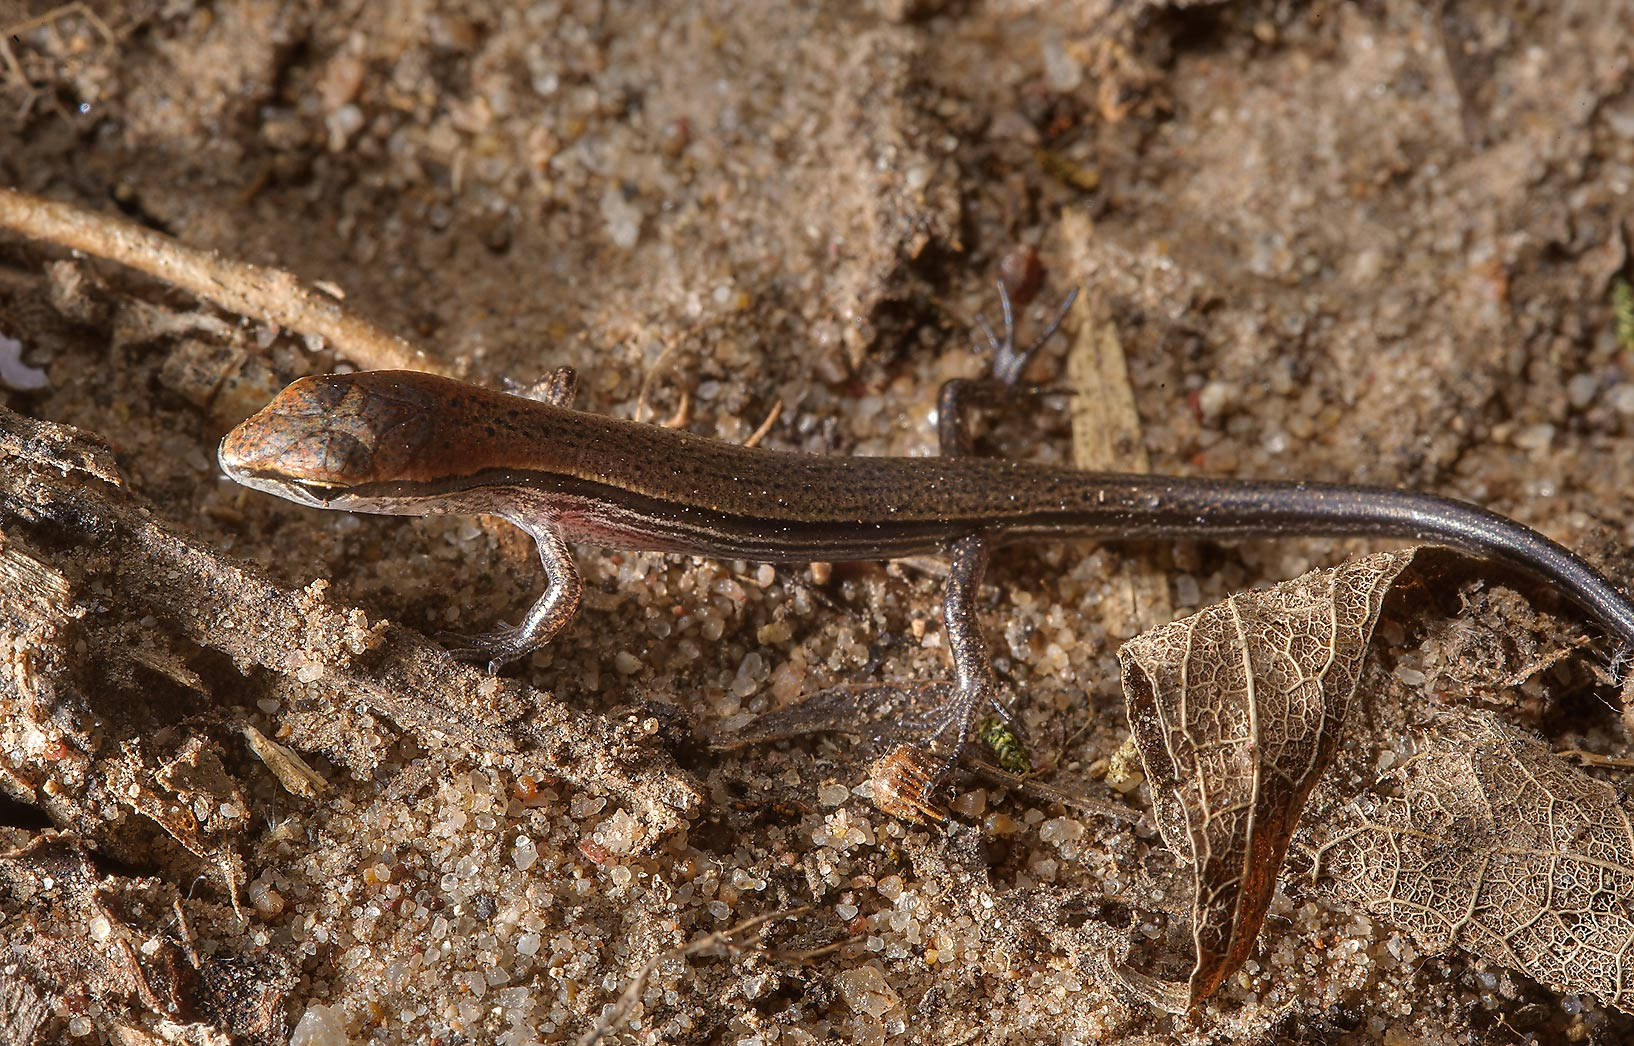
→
(289, 1004, 350, 1046)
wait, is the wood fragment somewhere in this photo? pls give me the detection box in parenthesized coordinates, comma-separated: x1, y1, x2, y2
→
(241, 725, 327, 798)
(0, 538, 74, 618)
(0, 187, 443, 374)
(0, 976, 49, 1046)
(128, 646, 206, 693)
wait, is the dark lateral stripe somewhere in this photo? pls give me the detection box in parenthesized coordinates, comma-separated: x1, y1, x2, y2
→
(341, 467, 975, 559)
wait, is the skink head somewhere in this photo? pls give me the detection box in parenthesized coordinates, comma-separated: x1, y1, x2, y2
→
(218, 372, 440, 509)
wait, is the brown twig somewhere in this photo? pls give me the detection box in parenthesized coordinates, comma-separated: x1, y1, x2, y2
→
(0, 186, 444, 373)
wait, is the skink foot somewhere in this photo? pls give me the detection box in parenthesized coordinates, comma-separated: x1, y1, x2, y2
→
(441, 625, 537, 674)
(718, 675, 1018, 823)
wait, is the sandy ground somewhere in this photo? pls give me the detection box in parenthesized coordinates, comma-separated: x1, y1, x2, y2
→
(3, 0, 1634, 1043)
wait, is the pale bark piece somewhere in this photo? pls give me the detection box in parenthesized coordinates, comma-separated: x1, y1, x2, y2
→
(1118, 548, 1417, 1006)
(241, 725, 328, 799)
(1314, 710, 1634, 1014)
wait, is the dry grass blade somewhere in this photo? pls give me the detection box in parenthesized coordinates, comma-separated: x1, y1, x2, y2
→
(1117, 548, 1417, 1007)
(1313, 710, 1634, 1014)
(1061, 209, 1174, 642)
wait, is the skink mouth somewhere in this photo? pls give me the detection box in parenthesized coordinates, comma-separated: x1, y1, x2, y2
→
(217, 438, 350, 508)
(223, 467, 345, 507)
(289, 479, 343, 504)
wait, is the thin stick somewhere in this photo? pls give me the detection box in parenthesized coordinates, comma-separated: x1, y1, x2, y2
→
(635, 338, 683, 423)
(578, 906, 808, 1046)
(742, 398, 783, 448)
(1558, 748, 1634, 769)
(0, 186, 443, 374)
(171, 897, 201, 970)
(660, 387, 692, 429)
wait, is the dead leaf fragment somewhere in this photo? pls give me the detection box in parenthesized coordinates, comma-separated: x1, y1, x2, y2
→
(1313, 710, 1634, 1014)
(1117, 548, 1416, 1007)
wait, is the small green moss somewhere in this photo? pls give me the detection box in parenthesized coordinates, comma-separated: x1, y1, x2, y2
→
(978, 715, 1032, 775)
(1614, 278, 1634, 353)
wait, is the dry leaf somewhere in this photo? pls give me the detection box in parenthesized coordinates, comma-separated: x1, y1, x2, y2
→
(1117, 548, 1416, 1007)
(1313, 710, 1634, 1014)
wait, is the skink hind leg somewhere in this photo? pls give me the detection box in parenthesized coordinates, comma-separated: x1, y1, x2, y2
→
(718, 285, 1074, 821)
(877, 286, 1075, 814)
(712, 537, 1010, 822)
(445, 516, 583, 673)
(866, 533, 1004, 819)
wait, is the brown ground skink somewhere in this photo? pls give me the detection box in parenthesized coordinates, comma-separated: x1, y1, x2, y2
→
(217, 297, 1634, 795)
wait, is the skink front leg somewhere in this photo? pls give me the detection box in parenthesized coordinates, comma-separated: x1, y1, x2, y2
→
(446, 515, 583, 674)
